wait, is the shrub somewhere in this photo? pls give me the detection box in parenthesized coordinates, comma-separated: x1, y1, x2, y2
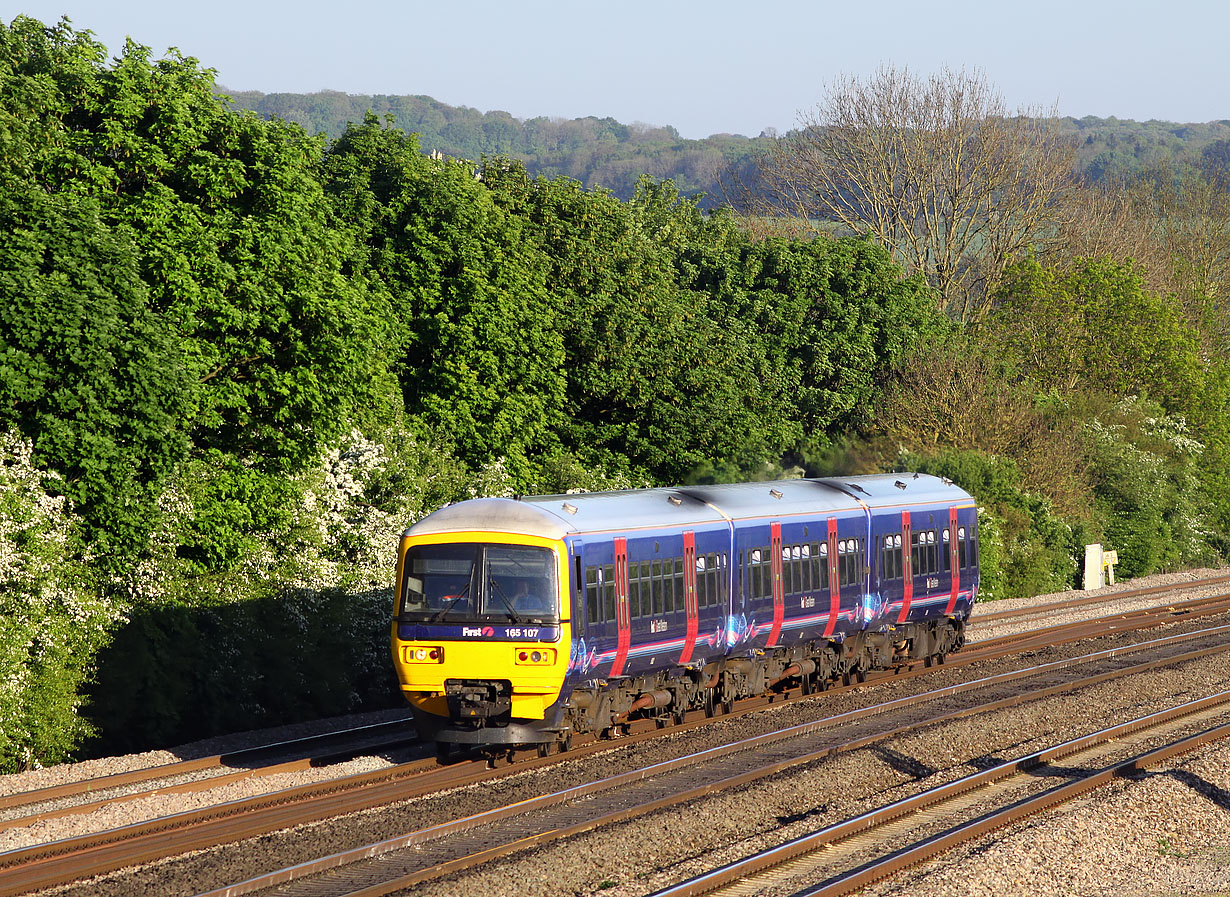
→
(1082, 397, 1219, 577)
(0, 431, 120, 771)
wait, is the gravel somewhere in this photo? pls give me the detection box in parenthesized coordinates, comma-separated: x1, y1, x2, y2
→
(7, 568, 1230, 897)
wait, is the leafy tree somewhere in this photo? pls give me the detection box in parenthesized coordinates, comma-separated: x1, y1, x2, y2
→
(482, 165, 797, 480)
(988, 257, 1204, 408)
(2, 17, 401, 568)
(322, 117, 567, 481)
(728, 235, 945, 435)
(0, 19, 190, 556)
(0, 186, 188, 559)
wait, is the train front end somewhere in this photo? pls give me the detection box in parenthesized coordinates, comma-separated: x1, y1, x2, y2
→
(391, 500, 574, 760)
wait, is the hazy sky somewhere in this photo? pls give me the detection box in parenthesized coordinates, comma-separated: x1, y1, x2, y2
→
(10, 1, 1229, 138)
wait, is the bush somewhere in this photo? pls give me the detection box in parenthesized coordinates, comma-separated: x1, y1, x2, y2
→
(0, 431, 120, 771)
(83, 424, 528, 753)
(1082, 397, 1219, 577)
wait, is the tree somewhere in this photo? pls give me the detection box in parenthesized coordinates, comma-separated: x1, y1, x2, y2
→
(1126, 163, 1230, 350)
(482, 166, 799, 480)
(323, 119, 568, 481)
(0, 18, 189, 559)
(1, 17, 401, 569)
(750, 66, 1076, 321)
(988, 257, 1204, 408)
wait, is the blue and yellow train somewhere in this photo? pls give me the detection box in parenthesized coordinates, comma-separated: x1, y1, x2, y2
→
(391, 474, 979, 760)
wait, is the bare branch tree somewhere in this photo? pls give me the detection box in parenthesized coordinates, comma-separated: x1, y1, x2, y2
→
(752, 65, 1077, 321)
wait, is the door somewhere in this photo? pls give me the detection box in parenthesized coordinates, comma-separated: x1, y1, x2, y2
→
(679, 531, 699, 663)
(824, 518, 840, 637)
(767, 523, 784, 646)
(945, 506, 961, 615)
(609, 537, 631, 677)
(898, 511, 913, 623)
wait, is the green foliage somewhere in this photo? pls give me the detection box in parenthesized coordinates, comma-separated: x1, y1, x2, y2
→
(720, 234, 946, 435)
(989, 257, 1204, 409)
(1065, 116, 1230, 184)
(222, 89, 769, 207)
(0, 185, 188, 562)
(0, 431, 119, 771)
(1082, 397, 1219, 577)
(322, 118, 566, 483)
(481, 164, 795, 480)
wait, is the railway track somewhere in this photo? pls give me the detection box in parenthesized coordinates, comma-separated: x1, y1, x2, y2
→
(4, 577, 1229, 897)
(183, 623, 1230, 897)
(650, 693, 1230, 897)
(0, 718, 418, 834)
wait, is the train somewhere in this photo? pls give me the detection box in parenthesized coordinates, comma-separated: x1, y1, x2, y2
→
(390, 474, 979, 761)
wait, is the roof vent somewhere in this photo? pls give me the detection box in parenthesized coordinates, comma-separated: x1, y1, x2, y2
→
(894, 480, 907, 490)
(769, 488, 784, 500)
(668, 495, 683, 506)
(562, 502, 578, 515)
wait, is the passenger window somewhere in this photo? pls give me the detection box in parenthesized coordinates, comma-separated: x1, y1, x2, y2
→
(586, 565, 600, 624)
(628, 562, 643, 618)
(673, 557, 685, 612)
(602, 563, 616, 622)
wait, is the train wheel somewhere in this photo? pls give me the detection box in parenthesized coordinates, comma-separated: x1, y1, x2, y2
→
(537, 743, 551, 759)
(722, 696, 735, 715)
(435, 742, 453, 765)
(704, 688, 716, 718)
(655, 716, 668, 729)
(673, 709, 686, 726)
(855, 667, 867, 683)
(801, 673, 814, 696)
(558, 734, 573, 753)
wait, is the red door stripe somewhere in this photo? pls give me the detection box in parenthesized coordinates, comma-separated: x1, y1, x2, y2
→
(898, 511, 913, 623)
(824, 518, 839, 638)
(680, 531, 698, 663)
(610, 537, 630, 677)
(768, 522, 784, 646)
(945, 506, 961, 615)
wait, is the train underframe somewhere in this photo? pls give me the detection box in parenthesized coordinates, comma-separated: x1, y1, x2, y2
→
(418, 617, 966, 763)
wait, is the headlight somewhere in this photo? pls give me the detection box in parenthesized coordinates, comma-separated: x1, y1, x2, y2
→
(403, 646, 444, 663)
(515, 648, 556, 665)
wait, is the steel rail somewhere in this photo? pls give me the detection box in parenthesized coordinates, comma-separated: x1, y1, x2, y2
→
(0, 716, 416, 819)
(970, 571, 1230, 624)
(650, 693, 1230, 897)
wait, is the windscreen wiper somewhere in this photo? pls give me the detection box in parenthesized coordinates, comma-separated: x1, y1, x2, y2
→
(488, 577, 526, 623)
(429, 582, 472, 622)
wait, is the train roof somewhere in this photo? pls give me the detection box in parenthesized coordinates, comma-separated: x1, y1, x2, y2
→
(404, 474, 974, 541)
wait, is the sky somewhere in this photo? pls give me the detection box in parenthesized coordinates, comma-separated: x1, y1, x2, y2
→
(8, 1, 1229, 139)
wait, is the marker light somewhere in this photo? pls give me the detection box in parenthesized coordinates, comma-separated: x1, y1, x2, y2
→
(515, 648, 556, 666)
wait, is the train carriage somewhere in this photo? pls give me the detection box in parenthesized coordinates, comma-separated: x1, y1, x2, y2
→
(391, 474, 978, 760)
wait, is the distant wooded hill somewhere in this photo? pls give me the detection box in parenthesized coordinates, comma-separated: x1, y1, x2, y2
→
(221, 89, 1230, 204)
